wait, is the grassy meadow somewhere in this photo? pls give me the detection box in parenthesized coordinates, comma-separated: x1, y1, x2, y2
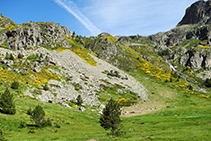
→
(0, 71, 211, 141)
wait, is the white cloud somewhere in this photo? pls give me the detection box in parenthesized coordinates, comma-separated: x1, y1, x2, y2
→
(54, 0, 101, 35)
(82, 0, 197, 36)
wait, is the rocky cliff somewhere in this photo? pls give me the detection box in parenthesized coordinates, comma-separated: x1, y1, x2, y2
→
(178, 1, 211, 26)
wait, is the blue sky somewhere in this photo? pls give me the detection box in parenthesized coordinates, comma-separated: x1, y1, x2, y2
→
(1, 0, 197, 37)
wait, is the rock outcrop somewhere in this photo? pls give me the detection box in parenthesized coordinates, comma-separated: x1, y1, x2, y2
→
(178, 1, 211, 26)
(0, 15, 72, 50)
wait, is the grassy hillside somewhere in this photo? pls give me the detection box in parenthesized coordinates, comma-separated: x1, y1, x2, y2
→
(0, 14, 211, 140)
(1, 71, 211, 141)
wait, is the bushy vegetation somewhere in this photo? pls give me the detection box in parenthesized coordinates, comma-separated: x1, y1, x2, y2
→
(204, 78, 211, 87)
(11, 81, 19, 89)
(65, 35, 98, 66)
(5, 52, 14, 60)
(43, 83, 49, 91)
(27, 107, 32, 115)
(158, 49, 170, 56)
(103, 70, 121, 78)
(76, 95, 83, 106)
(100, 98, 123, 136)
(27, 54, 39, 60)
(31, 105, 45, 126)
(31, 105, 52, 127)
(17, 53, 24, 59)
(0, 89, 16, 115)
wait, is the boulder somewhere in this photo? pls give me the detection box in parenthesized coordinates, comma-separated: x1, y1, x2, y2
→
(79, 106, 86, 112)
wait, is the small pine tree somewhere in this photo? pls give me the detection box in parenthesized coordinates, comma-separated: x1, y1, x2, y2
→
(204, 78, 211, 87)
(5, 52, 10, 59)
(44, 56, 49, 62)
(11, 81, 19, 89)
(72, 31, 75, 39)
(9, 53, 14, 60)
(19, 121, 27, 128)
(46, 118, 52, 127)
(99, 98, 123, 136)
(0, 89, 16, 115)
(42, 118, 52, 127)
(39, 53, 43, 59)
(76, 95, 83, 106)
(27, 107, 32, 115)
(31, 105, 45, 127)
(18, 53, 23, 59)
(43, 83, 49, 91)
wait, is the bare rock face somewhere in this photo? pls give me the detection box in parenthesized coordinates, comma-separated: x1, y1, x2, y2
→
(0, 18, 72, 50)
(178, 1, 211, 26)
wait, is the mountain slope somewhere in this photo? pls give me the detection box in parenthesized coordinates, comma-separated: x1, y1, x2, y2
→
(0, 14, 148, 109)
(1, 1, 211, 140)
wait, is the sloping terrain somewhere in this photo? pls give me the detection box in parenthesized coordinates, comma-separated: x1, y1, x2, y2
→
(0, 14, 148, 109)
(0, 1, 211, 140)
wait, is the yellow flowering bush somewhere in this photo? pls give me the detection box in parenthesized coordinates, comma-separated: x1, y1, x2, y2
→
(72, 104, 78, 108)
(65, 35, 98, 66)
(0, 65, 61, 88)
(56, 47, 66, 52)
(102, 35, 116, 43)
(116, 98, 136, 107)
(198, 45, 211, 49)
(197, 95, 210, 98)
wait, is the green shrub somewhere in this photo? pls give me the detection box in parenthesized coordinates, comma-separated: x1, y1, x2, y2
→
(9, 54, 14, 60)
(31, 105, 45, 127)
(39, 53, 43, 59)
(5, 52, 14, 60)
(158, 49, 170, 56)
(204, 78, 211, 87)
(27, 54, 37, 60)
(11, 81, 19, 89)
(27, 107, 32, 115)
(73, 83, 82, 91)
(28, 128, 35, 134)
(55, 122, 60, 128)
(18, 53, 23, 59)
(41, 118, 52, 127)
(19, 121, 27, 128)
(107, 70, 121, 78)
(5, 52, 10, 59)
(76, 95, 83, 106)
(99, 98, 123, 136)
(0, 89, 16, 115)
(43, 84, 49, 91)
(46, 118, 52, 127)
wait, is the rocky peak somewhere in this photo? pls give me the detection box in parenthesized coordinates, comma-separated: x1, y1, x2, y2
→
(0, 14, 16, 27)
(97, 32, 111, 38)
(0, 18, 72, 50)
(178, 1, 211, 26)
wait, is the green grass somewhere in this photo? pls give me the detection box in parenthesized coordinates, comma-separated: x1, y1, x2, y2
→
(1, 97, 107, 141)
(1, 70, 211, 140)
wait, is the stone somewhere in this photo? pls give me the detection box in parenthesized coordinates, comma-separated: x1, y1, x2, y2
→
(33, 67, 41, 72)
(79, 106, 86, 112)
(178, 1, 211, 26)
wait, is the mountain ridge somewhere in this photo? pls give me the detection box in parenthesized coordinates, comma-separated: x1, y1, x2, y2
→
(1, 1, 211, 140)
(1, 0, 211, 109)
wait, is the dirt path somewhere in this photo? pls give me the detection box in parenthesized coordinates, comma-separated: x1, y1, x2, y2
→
(121, 100, 164, 117)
